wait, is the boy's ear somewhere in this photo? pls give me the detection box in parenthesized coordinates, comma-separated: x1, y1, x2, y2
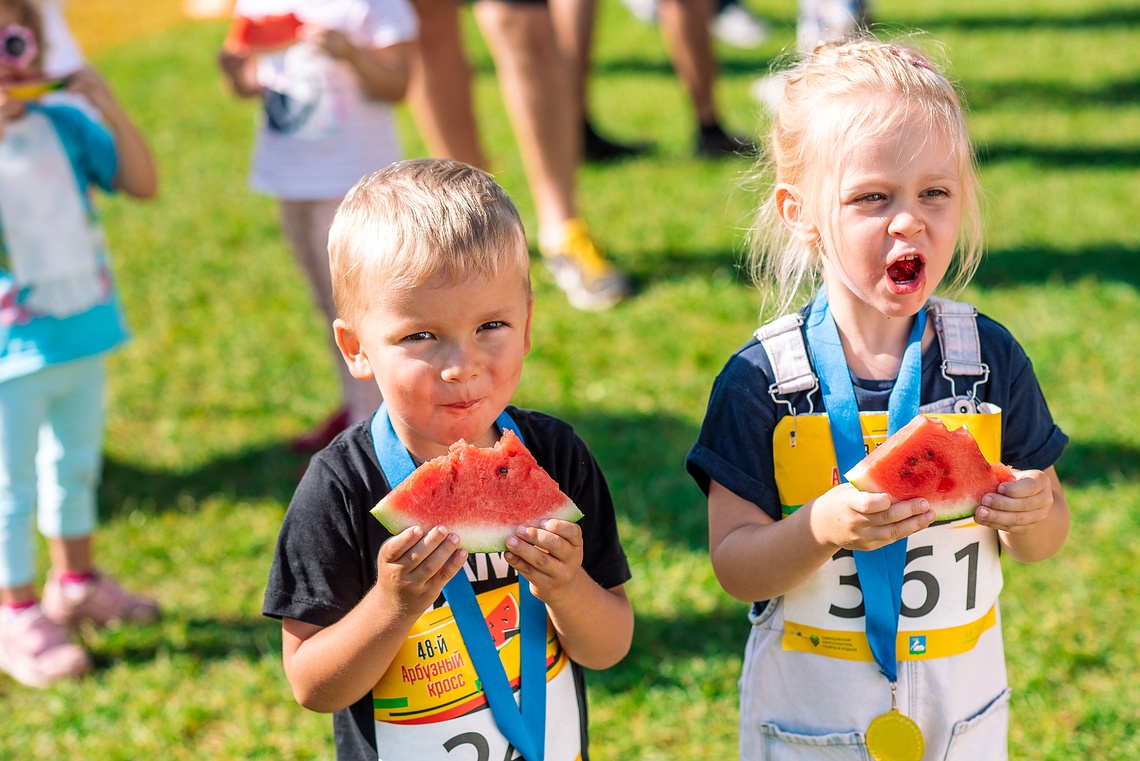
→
(333, 318, 374, 381)
(522, 291, 534, 355)
(775, 184, 820, 243)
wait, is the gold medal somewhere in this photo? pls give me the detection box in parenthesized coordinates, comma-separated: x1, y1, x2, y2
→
(866, 684, 924, 761)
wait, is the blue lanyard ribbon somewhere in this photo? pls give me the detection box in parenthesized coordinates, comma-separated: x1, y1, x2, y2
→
(805, 290, 926, 683)
(370, 403, 548, 761)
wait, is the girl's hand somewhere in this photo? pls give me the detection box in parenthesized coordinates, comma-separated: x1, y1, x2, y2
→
(375, 525, 467, 613)
(504, 519, 585, 605)
(810, 483, 936, 552)
(217, 48, 250, 77)
(303, 26, 355, 60)
(974, 468, 1054, 535)
(64, 66, 116, 114)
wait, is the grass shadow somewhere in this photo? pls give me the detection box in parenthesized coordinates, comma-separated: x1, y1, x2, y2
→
(977, 142, 1140, 169)
(1055, 440, 1140, 488)
(626, 245, 745, 283)
(588, 604, 748, 695)
(976, 242, 1140, 289)
(898, 6, 1140, 31)
(551, 410, 710, 553)
(98, 445, 305, 521)
(88, 613, 282, 670)
(966, 77, 1140, 110)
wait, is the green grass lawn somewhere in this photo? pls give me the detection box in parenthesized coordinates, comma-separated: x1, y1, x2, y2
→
(3, 0, 1138, 757)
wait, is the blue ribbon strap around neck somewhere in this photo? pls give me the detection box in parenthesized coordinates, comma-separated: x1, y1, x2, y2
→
(370, 404, 548, 761)
(805, 290, 926, 683)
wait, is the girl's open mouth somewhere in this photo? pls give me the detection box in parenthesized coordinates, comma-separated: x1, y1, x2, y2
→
(887, 254, 923, 285)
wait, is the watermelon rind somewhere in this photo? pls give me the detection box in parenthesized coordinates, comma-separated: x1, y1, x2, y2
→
(372, 496, 583, 554)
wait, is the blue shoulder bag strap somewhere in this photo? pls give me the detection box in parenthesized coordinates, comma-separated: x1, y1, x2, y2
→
(805, 290, 926, 684)
(371, 404, 548, 761)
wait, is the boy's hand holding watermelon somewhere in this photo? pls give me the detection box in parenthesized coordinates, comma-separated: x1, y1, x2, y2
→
(374, 524, 469, 618)
(504, 519, 586, 606)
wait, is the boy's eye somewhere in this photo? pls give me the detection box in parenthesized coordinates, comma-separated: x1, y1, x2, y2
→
(403, 331, 433, 342)
(479, 321, 506, 331)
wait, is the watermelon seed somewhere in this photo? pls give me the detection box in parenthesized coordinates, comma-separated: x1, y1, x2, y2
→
(901, 469, 910, 476)
(498, 467, 509, 474)
(906, 456, 918, 467)
(925, 449, 935, 459)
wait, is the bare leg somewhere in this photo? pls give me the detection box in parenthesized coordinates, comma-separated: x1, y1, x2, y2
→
(407, 0, 488, 168)
(280, 200, 382, 427)
(46, 535, 94, 577)
(549, 0, 595, 109)
(658, 0, 718, 125)
(473, 1, 579, 231)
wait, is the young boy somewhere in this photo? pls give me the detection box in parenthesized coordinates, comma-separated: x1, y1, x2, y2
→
(263, 158, 634, 760)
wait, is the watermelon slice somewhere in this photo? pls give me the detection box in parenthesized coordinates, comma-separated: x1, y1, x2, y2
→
(2, 77, 69, 101)
(845, 416, 1016, 521)
(371, 430, 584, 553)
(223, 12, 304, 54)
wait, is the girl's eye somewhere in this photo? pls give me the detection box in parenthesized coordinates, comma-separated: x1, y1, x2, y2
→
(854, 192, 887, 204)
(922, 188, 950, 198)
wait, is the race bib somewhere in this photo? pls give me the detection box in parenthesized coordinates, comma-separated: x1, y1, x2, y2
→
(373, 583, 583, 761)
(782, 520, 1002, 661)
(774, 410, 1005, 661)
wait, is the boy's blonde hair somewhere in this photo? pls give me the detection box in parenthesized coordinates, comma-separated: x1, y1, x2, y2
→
(328, 159, 530, 324)
(3, 0, 45, 71)
(748, 36, 983, 317)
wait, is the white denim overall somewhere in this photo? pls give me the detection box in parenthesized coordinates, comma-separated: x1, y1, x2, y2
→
(741, 299, 1012, 760)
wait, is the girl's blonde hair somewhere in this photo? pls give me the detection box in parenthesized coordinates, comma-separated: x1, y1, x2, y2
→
(747, 36, 983, 317)
(328, 159, 530, 325)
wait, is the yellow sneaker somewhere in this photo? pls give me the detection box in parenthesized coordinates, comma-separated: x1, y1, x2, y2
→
(540, 219, 631, 310)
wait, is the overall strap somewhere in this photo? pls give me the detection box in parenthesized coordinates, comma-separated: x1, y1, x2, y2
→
(755, 298, 990, 412)
(927, 297, 990, 403)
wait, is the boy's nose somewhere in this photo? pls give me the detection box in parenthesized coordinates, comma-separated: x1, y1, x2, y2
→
(440, 346, 477, 383)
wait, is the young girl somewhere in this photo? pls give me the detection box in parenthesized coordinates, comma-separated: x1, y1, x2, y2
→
(217, 0, 416, 452)
(686, 38, 1070, 759)
(0, 0, 159, 687)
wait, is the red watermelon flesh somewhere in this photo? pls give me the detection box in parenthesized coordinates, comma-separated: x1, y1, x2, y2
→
(224, 13, 303, 54)
(371, 429, 583, 553)
(845, 416, 1016, 521)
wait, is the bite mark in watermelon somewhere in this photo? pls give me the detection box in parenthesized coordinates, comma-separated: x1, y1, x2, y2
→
(845, 416, 1016, 521)
(223, 13, 304, 54)
(371, 429, 584, 553)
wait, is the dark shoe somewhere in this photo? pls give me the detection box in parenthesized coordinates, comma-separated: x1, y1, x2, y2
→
(696, 124, 757, 159)
(583, 120, 651, 163)
(289, 407, 350, 454)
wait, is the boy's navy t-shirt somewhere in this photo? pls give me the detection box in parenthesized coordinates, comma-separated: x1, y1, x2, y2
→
(264, 406, 631, 760)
